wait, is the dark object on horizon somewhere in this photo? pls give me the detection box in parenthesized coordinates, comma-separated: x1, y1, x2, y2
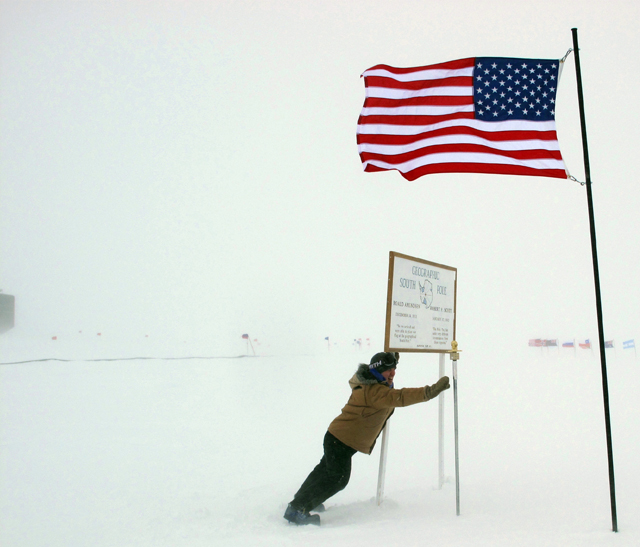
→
(0, 293, 15, 334)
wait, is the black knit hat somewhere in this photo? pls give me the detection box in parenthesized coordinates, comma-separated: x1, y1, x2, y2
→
(368, 352, 398, 373)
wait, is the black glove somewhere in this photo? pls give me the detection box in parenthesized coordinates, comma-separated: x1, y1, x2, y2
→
(424, 376, 450, 400)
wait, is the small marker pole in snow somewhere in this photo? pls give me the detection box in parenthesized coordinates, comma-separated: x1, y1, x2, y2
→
(241, 334, 254, 355)
(449, 341, 461, 516)
(376, 421, 390, 506)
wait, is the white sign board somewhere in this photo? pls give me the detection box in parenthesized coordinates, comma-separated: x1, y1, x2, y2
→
(384, 251, 457, 353)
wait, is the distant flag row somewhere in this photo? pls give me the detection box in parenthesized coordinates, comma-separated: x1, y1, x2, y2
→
(528, 339, 559, 347)
(529, 338, 636, 350)
(322, 337, 371, 350)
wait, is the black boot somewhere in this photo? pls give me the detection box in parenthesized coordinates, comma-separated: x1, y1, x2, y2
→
(283, 504, 321, 526)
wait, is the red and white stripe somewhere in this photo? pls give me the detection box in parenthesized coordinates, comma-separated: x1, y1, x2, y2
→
(357, 58, 568, 181)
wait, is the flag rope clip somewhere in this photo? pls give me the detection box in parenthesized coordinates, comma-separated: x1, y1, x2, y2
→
(560, 48, 573, 63)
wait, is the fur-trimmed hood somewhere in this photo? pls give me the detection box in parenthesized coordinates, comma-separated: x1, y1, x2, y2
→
(348, 363, 384, 389)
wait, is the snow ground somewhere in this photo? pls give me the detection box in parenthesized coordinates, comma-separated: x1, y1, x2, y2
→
(1, 335, 638, 547)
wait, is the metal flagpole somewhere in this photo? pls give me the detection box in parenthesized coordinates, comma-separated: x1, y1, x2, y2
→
(571, 27, 618, 533)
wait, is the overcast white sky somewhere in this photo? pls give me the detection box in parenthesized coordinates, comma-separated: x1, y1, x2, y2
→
(1, 0, 639, 355)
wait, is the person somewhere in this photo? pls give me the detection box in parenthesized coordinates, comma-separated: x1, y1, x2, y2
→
(283, 351, 450, 525)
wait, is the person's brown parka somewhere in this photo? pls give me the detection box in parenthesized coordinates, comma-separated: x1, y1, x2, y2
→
(327, 364, 441, 454)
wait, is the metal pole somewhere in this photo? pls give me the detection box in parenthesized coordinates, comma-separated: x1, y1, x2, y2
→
(376, 421, 390, 505)
(571, 27, 618, 533)
(452, 359, 460, 516)
(438, 352, 445, 489)
(448, 341, 461, 516)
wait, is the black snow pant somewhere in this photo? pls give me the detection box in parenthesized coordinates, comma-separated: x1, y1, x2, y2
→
(290, 431, 357, 513)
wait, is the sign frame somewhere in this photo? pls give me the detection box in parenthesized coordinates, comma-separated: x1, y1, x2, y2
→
(384, 251, 457, 354)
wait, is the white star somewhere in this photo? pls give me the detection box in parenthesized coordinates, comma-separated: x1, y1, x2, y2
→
(507, 97, 513, 103)
(542, 104, 548, 110)
(537, 63, 542, 69)
(514, 69, 520, 74)
(508, 109, 514, 115)
(550, 75, 556, 80)
(523, 108, 529, 115)
(491, 74, 498, 80)
(476, 75, 483, 81)
(477, 62, 483, 68)
(506, 63, 512, 69)
(492, 87, 498, 93)
(493, 111, 499, 117)
(499, 69, 505, 74)
(522, 63, 528, 69)
(551, 108, 555, 115)
(507, 74, 513, 80)
(500, 92, 506, 98)
(484, 69, 490, 75)
(492, 99, 498, 105)
(536, 110, 541, 116)
(491, 63, 497, 69)
(500, 104, 506, 110)
(515, 102, 522, 108)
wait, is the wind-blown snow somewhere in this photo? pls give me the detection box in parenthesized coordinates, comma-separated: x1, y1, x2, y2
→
(1, 335, 638, 546)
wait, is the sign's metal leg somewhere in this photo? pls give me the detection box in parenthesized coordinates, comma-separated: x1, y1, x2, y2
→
(438, 352, 445, 489)
(376, 421, 390, 506)
(453, 359, 460, 516)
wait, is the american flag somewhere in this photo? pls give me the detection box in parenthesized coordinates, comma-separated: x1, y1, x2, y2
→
(357, 57, 567, 181)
